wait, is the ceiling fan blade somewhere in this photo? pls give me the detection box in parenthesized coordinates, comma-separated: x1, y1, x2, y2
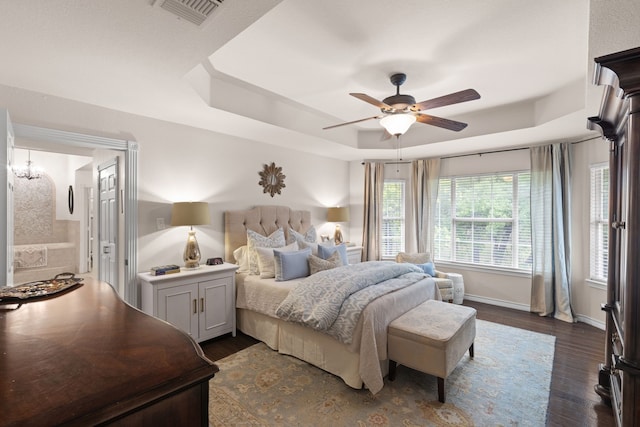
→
(411, 89, 480, 112)
(350, 93, 393, 110)
(323, 115, 383, 130)
(415, 113, 468, 132)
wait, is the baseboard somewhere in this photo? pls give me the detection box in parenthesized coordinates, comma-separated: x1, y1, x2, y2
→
(575, 314, 605, 331)
(464, 294, 530, 311)
(465, 294, 607, 331)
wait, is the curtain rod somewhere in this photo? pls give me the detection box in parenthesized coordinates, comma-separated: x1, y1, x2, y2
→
(362, 135, 603, 164)
(440, 135, 602, 160)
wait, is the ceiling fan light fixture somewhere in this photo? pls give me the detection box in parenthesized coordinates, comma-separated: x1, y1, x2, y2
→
(380, 113, 416, 136)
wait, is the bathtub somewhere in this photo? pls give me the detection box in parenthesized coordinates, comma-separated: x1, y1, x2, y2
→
(13, 242, 77, 284)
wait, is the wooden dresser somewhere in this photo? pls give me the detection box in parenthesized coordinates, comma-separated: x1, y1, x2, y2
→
(589, 46, 640, 427)
(1, 278, 218, 426)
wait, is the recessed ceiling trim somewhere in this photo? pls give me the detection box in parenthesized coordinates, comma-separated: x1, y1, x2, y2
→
(157, 0, 223, 26)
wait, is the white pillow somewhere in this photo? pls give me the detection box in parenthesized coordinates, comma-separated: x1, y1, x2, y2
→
(233, 245, 250, 273)
(255, 242, 298, 279)
(247, 228, 286, 275)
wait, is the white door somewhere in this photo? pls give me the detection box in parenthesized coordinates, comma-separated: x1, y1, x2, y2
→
(1, 109, 14, 286)
(98, 160, 118, 289)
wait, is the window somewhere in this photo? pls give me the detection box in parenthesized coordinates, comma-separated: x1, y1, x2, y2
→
(382, 180, 405, 258)
(435, 172, 531, 270)
(590, 164, 609, 282)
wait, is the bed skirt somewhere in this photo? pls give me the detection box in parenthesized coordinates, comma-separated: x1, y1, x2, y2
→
(237, 308, 368, 389)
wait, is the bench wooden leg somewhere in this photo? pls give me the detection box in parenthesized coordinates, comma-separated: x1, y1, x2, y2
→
(437, 377, 445, 403)
(469, 342, 474, 358)
(388, 360, 397, 381)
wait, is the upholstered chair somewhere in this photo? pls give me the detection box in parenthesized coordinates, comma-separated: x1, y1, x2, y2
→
(395, 252, 464, 303)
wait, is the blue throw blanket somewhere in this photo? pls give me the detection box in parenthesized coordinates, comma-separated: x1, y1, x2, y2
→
(276, 261, 426, 344)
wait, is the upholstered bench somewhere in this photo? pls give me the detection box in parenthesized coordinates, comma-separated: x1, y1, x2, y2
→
(387, 299, 476, 403)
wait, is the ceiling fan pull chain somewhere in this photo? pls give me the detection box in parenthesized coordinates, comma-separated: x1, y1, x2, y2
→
(396, 135, 402, 173)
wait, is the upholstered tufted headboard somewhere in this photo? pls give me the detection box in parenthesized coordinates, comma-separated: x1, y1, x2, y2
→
(224, 206, 312, 262)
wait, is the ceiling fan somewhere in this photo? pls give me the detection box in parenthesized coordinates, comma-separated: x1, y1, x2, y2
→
(323, 73, 480, 137)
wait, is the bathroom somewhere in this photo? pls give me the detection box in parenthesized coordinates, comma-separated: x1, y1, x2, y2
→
(12, 148, 94, 284)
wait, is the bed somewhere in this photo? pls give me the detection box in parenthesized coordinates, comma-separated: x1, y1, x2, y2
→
(225, 205, 440, 393)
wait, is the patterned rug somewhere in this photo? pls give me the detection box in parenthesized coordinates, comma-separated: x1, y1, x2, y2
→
(209, 320, 555, 426)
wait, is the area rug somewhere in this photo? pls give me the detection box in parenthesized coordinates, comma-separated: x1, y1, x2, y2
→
(209, 320, 555, 426)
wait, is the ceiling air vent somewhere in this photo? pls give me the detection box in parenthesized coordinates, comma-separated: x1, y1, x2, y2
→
(156, 0, 223, 26)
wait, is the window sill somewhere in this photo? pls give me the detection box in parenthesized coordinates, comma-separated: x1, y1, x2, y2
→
(586, 279, 607, 291)
(434, 261, 531, 278)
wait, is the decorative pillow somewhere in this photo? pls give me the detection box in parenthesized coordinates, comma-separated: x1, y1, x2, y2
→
(317, 243, 348, 266)
(255, 242, 298, 279)
(247, 228, 286, 275)
(274, 247, 312, 281)
(416, 262, 435, 276)
(298, 240, 319, 256)
(287, 226, 317, 245)
(233, 245, 250, 273)
(308, 251, 342, 275)
(396, 252, 432, 264)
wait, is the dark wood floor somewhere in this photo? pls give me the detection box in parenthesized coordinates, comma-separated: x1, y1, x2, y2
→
(200, 301, 615, 427)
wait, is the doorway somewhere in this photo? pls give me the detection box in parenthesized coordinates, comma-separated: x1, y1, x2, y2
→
(4, 119, 138, 306)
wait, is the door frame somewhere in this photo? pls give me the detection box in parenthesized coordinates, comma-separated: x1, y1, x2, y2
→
(12, 123, 138, 306)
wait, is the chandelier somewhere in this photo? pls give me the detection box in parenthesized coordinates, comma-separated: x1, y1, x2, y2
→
(13, 150, 43, 180)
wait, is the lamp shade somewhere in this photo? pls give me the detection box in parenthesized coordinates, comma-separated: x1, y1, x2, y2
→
(380, 113, 417, 136)
(171, 202, 211, 226)
(327, 207, 350, 222)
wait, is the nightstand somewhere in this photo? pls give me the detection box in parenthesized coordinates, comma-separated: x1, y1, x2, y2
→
(346, 245, 363, 264)
(139, 263, 238, 342)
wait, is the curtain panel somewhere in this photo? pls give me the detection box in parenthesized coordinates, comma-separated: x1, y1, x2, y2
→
(362, 162, 384, 261)
(407, 158, 440, 254)
(530, 143, 574, 322)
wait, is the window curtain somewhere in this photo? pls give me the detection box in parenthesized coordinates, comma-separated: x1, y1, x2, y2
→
(530, 143, 574, 322)
(362, 162, 384, 261)
(407, 158, 440, 254)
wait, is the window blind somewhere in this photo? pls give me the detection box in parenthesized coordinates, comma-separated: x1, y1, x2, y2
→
(590, 164, 609, 282)
(382, 180, 405, 258)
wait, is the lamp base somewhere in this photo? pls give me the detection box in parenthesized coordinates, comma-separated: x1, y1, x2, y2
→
(183, 230, 202, 270)
(333, 225, 344, 245)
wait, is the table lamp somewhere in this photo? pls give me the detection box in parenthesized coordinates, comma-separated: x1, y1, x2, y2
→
(171, 202, 210, 269)
(327, 206, 350, 244)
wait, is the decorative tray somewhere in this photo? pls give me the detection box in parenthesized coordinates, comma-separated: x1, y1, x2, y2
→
(0, 273, 84, 303)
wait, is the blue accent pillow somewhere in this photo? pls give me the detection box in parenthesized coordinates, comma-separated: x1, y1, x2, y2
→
(317, 243, 348, 266)
(274, 247, 312, 281)
(416, 262, 435, 276)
